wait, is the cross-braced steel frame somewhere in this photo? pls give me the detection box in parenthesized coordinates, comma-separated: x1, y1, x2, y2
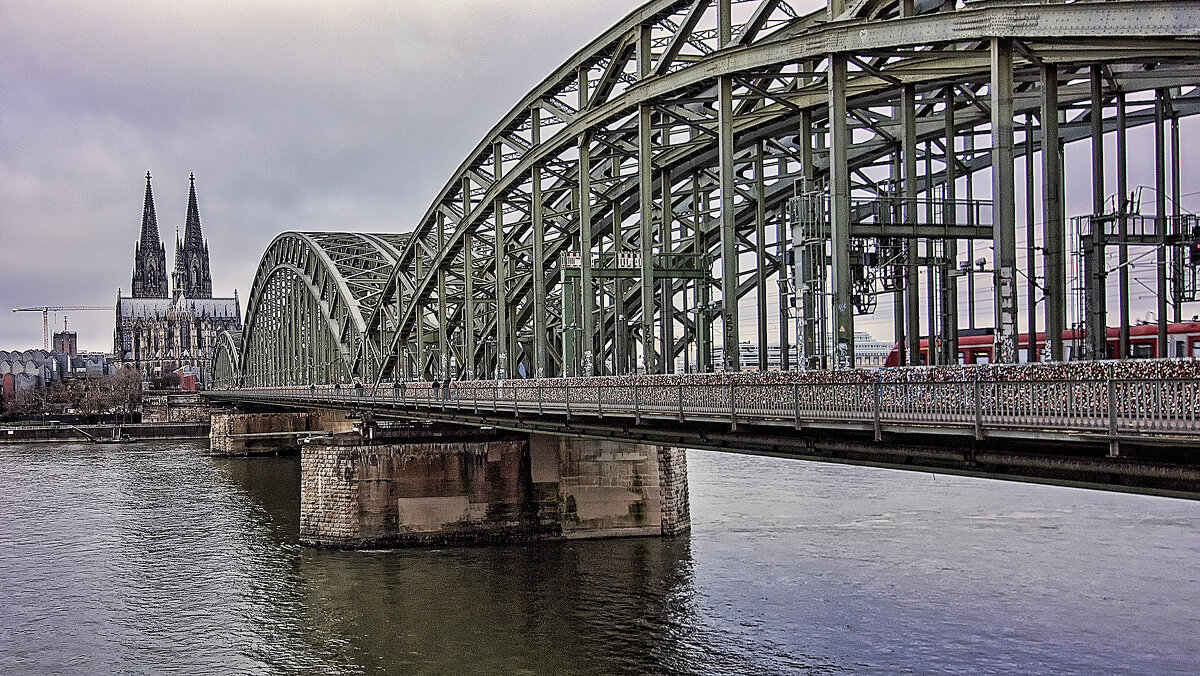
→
(227, 232, 408, 387)
(218, 0, 1200, 388)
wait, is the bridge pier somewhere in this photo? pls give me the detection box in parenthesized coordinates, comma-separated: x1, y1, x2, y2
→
(299, 429, 689, 548)
(210, 409, 355, 456)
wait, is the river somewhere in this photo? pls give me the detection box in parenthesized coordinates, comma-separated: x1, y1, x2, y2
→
(0, 441, 1196, 674)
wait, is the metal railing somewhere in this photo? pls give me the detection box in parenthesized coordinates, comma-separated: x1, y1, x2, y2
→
(215, 377, 1200, 440)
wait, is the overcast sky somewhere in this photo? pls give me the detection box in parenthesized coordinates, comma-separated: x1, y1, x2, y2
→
(3, 1, 1195, 355)
(1, 0, 650, 351)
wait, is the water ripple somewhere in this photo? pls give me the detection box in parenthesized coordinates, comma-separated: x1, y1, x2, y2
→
(1, 442, 1197, 674)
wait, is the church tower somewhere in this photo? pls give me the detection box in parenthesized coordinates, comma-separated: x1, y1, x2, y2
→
(173, 173, 213, 299)
(131, 172, 169, 298)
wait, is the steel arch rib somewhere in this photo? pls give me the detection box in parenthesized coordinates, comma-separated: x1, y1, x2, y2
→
(355, 0, 1200, 382)
(211, 330, 243, 388)
(241, 232, 405, 385)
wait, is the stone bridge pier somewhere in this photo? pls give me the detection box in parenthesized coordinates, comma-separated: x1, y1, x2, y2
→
(299, 426, 690, 548)
(210, 409, 356, 456)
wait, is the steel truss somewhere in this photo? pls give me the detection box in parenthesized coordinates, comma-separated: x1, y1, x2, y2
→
(220, 0, 1200, 387)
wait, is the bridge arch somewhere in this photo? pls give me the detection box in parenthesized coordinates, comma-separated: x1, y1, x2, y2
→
(349, 0, 1200, 385)
(211, 330, 242, 389)
(231, 1, 1200, 386)
(240, 232, 408, 387)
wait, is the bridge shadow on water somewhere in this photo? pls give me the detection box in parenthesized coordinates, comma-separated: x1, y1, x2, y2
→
(194, 444, 1200, 674)
(212, 452, 821, 675)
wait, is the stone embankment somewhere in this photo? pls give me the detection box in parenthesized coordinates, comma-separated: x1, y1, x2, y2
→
(0, 422, 208, 443)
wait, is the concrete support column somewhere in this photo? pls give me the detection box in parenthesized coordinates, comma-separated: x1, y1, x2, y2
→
(990, 38, 1019, 363)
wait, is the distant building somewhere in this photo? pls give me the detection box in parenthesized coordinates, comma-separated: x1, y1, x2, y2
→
(1, 349, 60, 404)
(705, 333, 893, 372)
(113, 173, 242, 386)
(52, 330, 77, 358)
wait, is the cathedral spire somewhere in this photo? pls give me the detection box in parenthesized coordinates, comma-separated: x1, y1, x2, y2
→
(139, 171, 162, 250)
(131, 171, 169, 298)
(174, 172, 213, 298)
(183, 172, 203, 248)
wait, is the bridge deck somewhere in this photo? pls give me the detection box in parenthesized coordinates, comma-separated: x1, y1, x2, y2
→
(214, 374, 1200, 442)
(210, 373, 1200, 499)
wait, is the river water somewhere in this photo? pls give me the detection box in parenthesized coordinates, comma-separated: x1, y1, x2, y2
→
(0, 441, 1196, 675)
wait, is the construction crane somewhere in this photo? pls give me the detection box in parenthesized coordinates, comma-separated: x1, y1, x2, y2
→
(11, 306, 112, 350)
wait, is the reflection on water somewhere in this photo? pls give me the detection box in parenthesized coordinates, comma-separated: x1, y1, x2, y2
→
(1, 441, 1197, 675)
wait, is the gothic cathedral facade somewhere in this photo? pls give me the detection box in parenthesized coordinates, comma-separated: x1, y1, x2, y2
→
(114, 173, 242, 385)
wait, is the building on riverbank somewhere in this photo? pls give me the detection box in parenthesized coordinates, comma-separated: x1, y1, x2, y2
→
(114, 173, 241, 386)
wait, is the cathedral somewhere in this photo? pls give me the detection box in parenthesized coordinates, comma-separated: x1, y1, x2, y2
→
(114, 172, 242, 385)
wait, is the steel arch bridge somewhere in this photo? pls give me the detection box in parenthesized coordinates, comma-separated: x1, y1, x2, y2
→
(225, 232, 409, 388)
(215, 0, 1200, 389)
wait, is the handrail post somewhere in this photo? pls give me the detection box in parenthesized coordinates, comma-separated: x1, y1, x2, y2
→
(597, 383, 603, 418)
(973, 379, 983, 440)
(678, 381, 684, 422)
(538, 383, 543, 416)
(729, 382, 737, 431)
(1108, 378, 1119, 456)
(794, 383, 801, 430)
(565, 383, 572, 420)
(634, 382, 642, 425)
(873, 380, 882, 442)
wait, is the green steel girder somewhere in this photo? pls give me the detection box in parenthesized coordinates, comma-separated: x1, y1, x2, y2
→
(238, 232, 406, 386)
(211, 330, 242, 390)
(232, 0, 1200, 385)
(350, 0, 1200, 383)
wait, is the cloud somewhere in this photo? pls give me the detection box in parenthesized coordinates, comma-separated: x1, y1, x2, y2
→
(0, 0, 644, 351)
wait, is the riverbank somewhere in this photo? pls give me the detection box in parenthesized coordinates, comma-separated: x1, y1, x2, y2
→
(0, 421, 209, 443)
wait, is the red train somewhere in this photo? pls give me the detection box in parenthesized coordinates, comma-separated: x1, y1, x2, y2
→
(884, 321, 1200, 366)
